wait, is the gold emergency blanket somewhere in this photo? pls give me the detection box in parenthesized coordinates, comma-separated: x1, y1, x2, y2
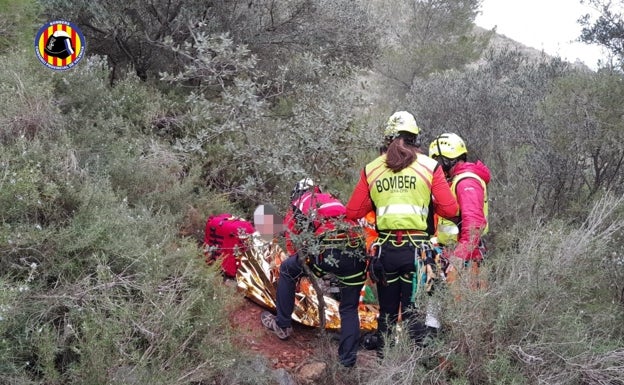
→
(236, 235, 379, 331)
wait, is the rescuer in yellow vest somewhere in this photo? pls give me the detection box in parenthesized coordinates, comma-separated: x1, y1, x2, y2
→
(428, 133, 490, 285)
(346, 111, 459, 353)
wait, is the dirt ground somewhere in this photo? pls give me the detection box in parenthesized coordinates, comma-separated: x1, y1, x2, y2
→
(228, 297, 323, 370)
(227, 296, 381, 379)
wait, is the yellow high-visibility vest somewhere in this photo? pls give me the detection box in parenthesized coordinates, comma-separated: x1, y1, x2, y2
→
(436, 171, 488, 245)
(365, 154, 437, 231)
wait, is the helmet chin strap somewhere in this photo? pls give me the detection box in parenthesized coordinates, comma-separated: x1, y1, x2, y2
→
(443, 158, 459, 174)
(435, 137, 448, 172)
(435, 136, 457, 173)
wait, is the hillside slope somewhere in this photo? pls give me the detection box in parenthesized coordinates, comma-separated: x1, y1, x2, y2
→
(356, 25, 591, 119)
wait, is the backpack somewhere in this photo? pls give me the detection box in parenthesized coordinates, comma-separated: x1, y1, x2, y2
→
(203, 214, 256, 278)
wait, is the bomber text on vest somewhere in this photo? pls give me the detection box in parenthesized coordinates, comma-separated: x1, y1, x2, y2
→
(375, 175, 418, 193)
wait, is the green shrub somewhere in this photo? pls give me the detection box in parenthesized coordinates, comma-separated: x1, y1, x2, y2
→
(436, 193, 624, 384)
(0, 0, 40, 53)
(0, 54, 63, 144)
(1, 236, 260, 384)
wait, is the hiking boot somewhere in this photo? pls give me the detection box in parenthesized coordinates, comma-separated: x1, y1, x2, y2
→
(261, 311, 292, 340)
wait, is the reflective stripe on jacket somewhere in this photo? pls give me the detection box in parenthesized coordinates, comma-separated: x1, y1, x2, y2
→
(436, 171, 488, 245)
(289, 191, 352, 236)
(365, 153, 437, 231)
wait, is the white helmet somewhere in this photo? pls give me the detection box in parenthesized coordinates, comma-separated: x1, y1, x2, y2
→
(291, 178, 314, 200)
(384, 111, 420, 139)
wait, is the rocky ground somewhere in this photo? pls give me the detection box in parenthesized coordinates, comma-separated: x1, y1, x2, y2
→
(228, 298, 318, 370)
(228, 298, 379, 384)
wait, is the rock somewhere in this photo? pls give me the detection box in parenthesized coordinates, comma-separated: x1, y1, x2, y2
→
(297, 361, 327, 384)
(272, 368, 296, 385)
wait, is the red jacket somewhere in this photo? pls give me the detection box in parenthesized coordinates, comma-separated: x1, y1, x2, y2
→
(345, 163, 458, 226)
(284, 189, 356, 255)
(450, 160, 491, 261)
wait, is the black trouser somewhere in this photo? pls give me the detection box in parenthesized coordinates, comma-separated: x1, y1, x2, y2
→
(276, 246, 366, 367)
(374, 241, 428, 349)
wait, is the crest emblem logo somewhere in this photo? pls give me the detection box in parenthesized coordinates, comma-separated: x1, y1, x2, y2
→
(35, 20, 86, 71)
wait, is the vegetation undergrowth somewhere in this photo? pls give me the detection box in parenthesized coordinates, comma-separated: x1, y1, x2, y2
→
(1, 0, 623, 384)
